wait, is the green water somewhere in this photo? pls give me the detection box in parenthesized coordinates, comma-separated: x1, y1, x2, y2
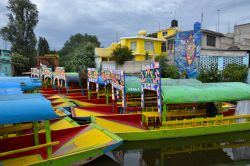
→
(86, 131, 250, 166)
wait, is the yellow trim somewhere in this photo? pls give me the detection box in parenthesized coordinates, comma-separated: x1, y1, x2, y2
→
(73, 108, 105, 117)
(0, 141, 59, 157)
(95, 117, 143, 133)
(163, 114, 250, 129)
(0, 123, 33, 134)
(1, 154, 42, 166)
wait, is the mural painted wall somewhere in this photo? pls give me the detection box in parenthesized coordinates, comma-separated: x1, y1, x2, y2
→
(174, 22, 201, 78)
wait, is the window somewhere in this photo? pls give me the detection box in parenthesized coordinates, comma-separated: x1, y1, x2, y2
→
(144, 41, 154, 51)
(161, 43, 166, 52)
(207, 35, 216, 47)
(130, 41, 137, 51)
(167, 39, 174, 50)
(162, 31, 168, 36)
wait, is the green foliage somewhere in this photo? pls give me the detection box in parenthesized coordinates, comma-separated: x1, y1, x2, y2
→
(197, 63, 248, 83)
(37, 37, 50, 56)
(49, 50, 58, 54)
(11, 53, 29, 75)
(111, 46, 133, 65)
(59, 33, 100, 71)
(0, 0, 38, 69)
(197, 64, 222, 83)
(67, 43, 96, 72)
(222, 64, 248, 82)
(155, 55, 179, 78)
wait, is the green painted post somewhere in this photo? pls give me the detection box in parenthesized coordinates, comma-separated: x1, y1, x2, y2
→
(162, 104, 167, 125)
(33, 121, 39, 145)
(88, 90, 90, 100)
(45, 120, 52, 158)
(106, 87, 109, 104)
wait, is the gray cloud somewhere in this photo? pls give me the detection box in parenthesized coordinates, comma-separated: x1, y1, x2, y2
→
(0, 0, 250, 50)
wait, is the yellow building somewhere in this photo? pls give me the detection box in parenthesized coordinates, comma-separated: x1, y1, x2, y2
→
(95, 20, 179, 69)
(157, 27, 178, 53)
(94, 30, 166, 68)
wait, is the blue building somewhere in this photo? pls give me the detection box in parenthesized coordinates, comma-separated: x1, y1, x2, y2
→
(0, 49, 12, 76)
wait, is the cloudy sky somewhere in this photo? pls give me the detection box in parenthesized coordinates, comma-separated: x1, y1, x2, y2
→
(0, 0, 250, 50)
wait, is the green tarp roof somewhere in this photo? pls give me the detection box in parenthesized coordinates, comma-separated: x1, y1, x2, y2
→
(162, 82, 250, 104)
(123, 78, 250, 103)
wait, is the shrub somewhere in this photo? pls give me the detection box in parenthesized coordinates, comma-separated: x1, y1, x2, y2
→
(222, 64, 248, 82)
(112, 46, 133, 65)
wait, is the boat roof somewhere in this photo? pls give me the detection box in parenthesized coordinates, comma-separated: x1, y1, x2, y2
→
(0, 88, 23, 95)
(162, 82, 250, 104)
(125, 78, 250, 103)
(0, 76, 42, 90)
(0, 94, 59, 124)
(65, 72, 80, 82)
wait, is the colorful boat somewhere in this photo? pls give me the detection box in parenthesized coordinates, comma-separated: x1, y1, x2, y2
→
(85, 63, 250, 141)
(0, 94, 123, 165)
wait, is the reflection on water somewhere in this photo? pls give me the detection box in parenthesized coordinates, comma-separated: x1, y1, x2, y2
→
(85, 131, 250, 166)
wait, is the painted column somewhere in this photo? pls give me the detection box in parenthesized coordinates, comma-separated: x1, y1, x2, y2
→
(87, 82, 90, 100)
(96, 83, 99, 99)
(162, 104, 167, 124)
(106, 86, 109, 104)
(45, 120, 52, 158)
(33, 121, 39, 146)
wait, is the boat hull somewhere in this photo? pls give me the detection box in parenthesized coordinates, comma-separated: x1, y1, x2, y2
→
(117, 122, 250, 141)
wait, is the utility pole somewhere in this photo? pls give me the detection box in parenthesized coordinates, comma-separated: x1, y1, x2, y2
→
(217, 9, 220, 32)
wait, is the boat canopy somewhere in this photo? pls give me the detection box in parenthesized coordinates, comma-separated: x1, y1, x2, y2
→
(162, 82, 250, 104)
(0, 88, 23, 95)
(0, 76, 41, 90)
(98, 75, 104, 85)
(65, 72, 80, 82)
(161, 78, 202, 85)
(0, 94, 59, 124)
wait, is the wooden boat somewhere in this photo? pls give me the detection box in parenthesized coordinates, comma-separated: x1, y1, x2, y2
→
(88, 64, 250, 141)
(0, 94, 123, 166)
(91, 113, 250, 141)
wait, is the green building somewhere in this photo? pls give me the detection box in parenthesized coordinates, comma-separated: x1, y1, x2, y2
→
(0, 49, 12, 76)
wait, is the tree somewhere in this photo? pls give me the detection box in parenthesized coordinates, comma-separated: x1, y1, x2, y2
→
(155, 55, 179, 78)
(111, 45, 133, 65)
(59, 33, 100, 71)
(222, 64, 248, 82)
(37, 37, 50, 56)
(68, 43, 96, 72)
(197, 64, 222, 83)
(11, 53, 29, 75)
(0, 0, 38, 70)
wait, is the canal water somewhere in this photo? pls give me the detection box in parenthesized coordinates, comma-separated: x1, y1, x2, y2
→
(86, 131, 250, 166)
